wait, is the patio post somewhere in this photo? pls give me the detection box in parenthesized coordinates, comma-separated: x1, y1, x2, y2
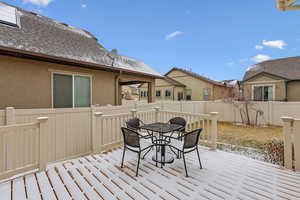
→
(5, 107, 15, 125)
(154, 107, 160, 123)
(281, 116, 294, 169)
(210, 112, 218, 150)
(37, 117, 49, 172)
(131, 109, 137, 118)
(94, 112, 103, 153)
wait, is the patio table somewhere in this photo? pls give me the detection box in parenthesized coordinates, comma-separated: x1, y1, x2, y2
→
(140, 122, 183, 166)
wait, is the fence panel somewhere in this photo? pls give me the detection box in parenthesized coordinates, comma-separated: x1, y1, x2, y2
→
(0, 122, 40, 180)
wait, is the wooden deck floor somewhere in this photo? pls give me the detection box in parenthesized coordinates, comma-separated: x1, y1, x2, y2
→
(1, 146, 300, 200)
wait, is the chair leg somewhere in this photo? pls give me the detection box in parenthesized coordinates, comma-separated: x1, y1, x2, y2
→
(136, 153, 141, 177)
(121, 147, 126, 168)
(182, 153, 188, 177)
(196, 147, 203, 169)
(156, 145, 158, 167)
(142, 147, 152, 159)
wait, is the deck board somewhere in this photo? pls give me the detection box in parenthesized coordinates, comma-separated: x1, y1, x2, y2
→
(1, 146, 300, 200)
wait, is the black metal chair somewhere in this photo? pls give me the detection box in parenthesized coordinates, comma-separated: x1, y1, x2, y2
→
(126, 117, 153, 139)
(168, 128, 203, 177)
(121, 127, 154, 176)
(167, 117, 187, 140)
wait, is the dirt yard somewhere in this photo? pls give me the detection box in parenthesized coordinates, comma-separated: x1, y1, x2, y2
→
(217, 122, 283, 149)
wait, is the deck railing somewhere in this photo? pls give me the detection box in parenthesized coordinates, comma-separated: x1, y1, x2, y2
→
(0, 117, 48, 180)
(0, 106, 218, 181)
(281, 117, 300, 171)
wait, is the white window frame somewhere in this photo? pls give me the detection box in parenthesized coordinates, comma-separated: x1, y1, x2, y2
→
(251, 84, 275, 101)
(51, 71, 93, 108)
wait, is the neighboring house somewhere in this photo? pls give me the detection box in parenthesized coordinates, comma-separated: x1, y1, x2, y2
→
(242, 56, 300, 101)
(0, 2, 161, 109)
(139, 76, 186, 101)
(139, 68, 233, 101)
(122, 85, 139, 100)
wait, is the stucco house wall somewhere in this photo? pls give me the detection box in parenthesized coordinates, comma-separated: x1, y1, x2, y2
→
(287, 81, 300, 101)
(242, 74, 286, 101)
(0, 55, 155, 109)
(139, 78, 184, 101)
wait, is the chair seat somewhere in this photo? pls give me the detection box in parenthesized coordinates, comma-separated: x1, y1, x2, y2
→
(169, 139, 184, 150)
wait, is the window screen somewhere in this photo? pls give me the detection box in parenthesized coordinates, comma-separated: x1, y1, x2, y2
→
(74, 76, 91, 107)
(53, 74, 73, 108)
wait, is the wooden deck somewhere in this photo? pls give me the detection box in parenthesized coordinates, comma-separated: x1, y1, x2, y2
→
(1, 146, 300, 200)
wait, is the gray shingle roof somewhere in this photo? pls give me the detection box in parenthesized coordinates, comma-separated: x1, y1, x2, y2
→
(0, 2, 161, 77)
(166, 67, 231, 87)
(243, 56, 300, 81)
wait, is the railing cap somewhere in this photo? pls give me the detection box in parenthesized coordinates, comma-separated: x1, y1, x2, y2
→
(37, 117, 49, 122)
(94, 112, 103, 117)
(130, 109, 137, 112)
(210, 112, 219, 115)
(5, 107, 15, 110)
(154, 107, 160, 111)
(281, 116, 294, 122)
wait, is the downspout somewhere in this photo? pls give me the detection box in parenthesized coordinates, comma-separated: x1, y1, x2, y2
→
(115, 71, 122, 105)
(173, 87, 175, 101)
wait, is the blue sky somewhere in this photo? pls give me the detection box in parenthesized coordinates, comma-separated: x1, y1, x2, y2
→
(3, 0, 300, 80)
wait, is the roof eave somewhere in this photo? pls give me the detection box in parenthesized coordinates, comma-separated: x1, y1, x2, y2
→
(0, 45, 162, 79)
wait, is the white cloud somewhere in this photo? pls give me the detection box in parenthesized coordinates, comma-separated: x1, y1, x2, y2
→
(81, 4, 87, 8)
(239, 58, 248, 63)
(227, 62, 234, 67)
(262, 40, 286, 49)
(251, 54, 272, 63)
(255, 45, 264, 50)
(22, 0, 53, 6)
(165, 31, 184, 40)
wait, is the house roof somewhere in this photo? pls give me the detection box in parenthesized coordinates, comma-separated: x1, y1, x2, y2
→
(164, 76, 186, 87)
(0, 2, 162, 78)
(243, 56, 300, 82)
(165, 67, 232, 87)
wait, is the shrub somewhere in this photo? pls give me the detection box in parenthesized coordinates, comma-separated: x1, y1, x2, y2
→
(264, 140, 284, 166)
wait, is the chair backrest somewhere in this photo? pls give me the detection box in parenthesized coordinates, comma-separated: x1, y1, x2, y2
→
(183, 128, 202, 149)
(126, 117, 140, 131)
(169, 117, 186, 130)
(121, 127, 140, 148)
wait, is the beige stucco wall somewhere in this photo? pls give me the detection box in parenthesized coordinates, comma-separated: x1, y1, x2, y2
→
(287, 81, 300, 101)
(0, 55, 154, 109)
(139, 78, 184, 101)
(243, 74, 286, 101)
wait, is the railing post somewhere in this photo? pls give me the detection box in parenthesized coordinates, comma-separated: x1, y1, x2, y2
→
(154, 107, 160, 123)
(130, 109, 137, 118)
(294, 119, 300, 171)
(5, 107, 15, 125)
(94, 112, 103, 153)
(37, 117, 49, 172)
(210, 112, 218, 150)
(281, 116, 294, 169)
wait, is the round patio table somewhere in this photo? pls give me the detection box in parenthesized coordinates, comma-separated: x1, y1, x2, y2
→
(140, 122, 183, 166)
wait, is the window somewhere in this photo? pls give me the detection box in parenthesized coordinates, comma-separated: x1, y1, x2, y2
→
(156, 90, 161, 97)
(140, 91, 144, 97)
(185, 89, 192, 101)
(165, 90, 171, 97)
(253, 85, 273, 101)
(53, 73, 91, 108)
(0, 3, 19, 27)
(178, 92, 184, 101)
(203, 88, 211, 101)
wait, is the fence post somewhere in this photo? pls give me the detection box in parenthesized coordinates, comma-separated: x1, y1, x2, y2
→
(294, 119, 300, 171)
(5, 107, 15, 125)
(37, 117, 49, 172)
(210, 112, 218, 150)
(154, 107, 160, 123)
(94, 112, 103, 153)
(281, 116, 294, 169)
